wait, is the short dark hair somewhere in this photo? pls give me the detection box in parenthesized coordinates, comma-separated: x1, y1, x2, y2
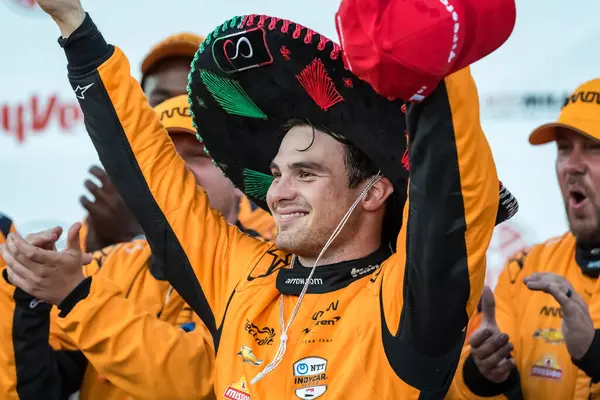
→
(284, 119, 379, 188)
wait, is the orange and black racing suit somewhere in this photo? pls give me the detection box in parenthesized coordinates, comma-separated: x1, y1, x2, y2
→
(0, 214, 86, 400)
(54, 14, 499, 398)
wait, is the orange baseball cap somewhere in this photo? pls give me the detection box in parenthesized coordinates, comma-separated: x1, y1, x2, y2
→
(529, 78, 600, 145)
(154, 95, 195, 136)
(141, 33, 205, 79)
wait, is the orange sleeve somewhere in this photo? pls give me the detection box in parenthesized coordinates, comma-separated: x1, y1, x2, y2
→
(67, 43, 270, 338)
(376, 68, 498, 392)
(56, 274, 215, 400)
(448, 250, 527, 399)
(381, 67, 497, 355)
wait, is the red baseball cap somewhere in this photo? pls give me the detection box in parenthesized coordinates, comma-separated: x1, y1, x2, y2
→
(335, 0, 516, 102)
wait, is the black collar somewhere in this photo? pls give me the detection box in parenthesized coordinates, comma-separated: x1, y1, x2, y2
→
(276, 247, 391, 295)
(576, 241, 600, 278)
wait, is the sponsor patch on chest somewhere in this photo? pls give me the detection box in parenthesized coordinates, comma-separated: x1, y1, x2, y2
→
(223, 376, 251, 400)
(293, 357, 328, 399)
(530, 354, 562, 380)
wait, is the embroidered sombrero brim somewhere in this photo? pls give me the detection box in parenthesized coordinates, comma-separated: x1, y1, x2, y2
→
(186, 14, 518, 241)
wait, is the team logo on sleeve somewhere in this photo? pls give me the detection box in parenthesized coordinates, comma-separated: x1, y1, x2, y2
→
(237, 345, 263, 366)
(293, 357, 328, 399)
(530, 354, 563, 380)
(223, 376, 251, 400)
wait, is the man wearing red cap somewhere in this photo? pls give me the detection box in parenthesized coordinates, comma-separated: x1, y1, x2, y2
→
(4, 1, 517, 398)
(447, 79, 600, 400)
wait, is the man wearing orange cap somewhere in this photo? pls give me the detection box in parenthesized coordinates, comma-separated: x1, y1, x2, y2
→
(448, 79, 600, 400)
(141, 32, 203, 107)
(0, 97, 249, 399)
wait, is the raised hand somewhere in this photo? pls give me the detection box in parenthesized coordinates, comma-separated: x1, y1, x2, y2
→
(1, 223, 92, 305)
(35, 0, 85, 37)
(81, 166, 143, 251)
(468, 286, 516, 383)
(525, 272, 594, 360)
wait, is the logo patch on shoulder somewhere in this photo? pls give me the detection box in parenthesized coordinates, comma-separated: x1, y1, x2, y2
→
(530, 354, 562, 380)
(213, 28, 274, 74)
(223, 376, 251, 400)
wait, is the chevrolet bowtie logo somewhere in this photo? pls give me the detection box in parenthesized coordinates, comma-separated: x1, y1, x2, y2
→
(74, 83, 94, 99)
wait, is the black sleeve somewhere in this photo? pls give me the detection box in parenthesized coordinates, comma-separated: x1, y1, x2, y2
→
(398, 81, 472, 357)
(7, 271, 87, 399)
(572, 328, 600, 383)
(379, 75, 499, 394)
(462, 354, 523, 399)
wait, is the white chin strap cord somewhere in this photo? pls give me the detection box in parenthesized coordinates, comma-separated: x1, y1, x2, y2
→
(251, 172, 383, 384)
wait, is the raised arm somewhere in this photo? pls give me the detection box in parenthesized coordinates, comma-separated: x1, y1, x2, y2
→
(449, 251, 526, 399)
(54, 13, 269, 335)
(379, 68, 499, 391)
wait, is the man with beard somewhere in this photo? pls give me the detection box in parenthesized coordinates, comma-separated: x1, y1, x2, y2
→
(449, 78, 600, 400)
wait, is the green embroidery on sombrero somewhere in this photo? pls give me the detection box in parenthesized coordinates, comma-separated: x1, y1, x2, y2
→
(198, 15, 244, 54)
(200, 70, 267, 119)
(195, 132, 203, 142)
(243, 168, 274, 200)
(187, 16, 245, 134)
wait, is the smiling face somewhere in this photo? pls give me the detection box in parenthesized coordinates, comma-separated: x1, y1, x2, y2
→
(266, 125, 393, 261)
(556, 127, 600, 242)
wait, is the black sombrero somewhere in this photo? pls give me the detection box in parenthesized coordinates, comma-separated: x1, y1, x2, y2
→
(186, 14, 518, 242)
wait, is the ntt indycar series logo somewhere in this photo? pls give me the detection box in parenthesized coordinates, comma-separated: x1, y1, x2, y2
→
(293, 356, 328, 399)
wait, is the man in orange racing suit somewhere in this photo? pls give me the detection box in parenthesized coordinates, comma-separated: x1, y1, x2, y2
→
(1, 95, 273, 400)
(448, 78, 600, 400)
(5, 1, 518, 398)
